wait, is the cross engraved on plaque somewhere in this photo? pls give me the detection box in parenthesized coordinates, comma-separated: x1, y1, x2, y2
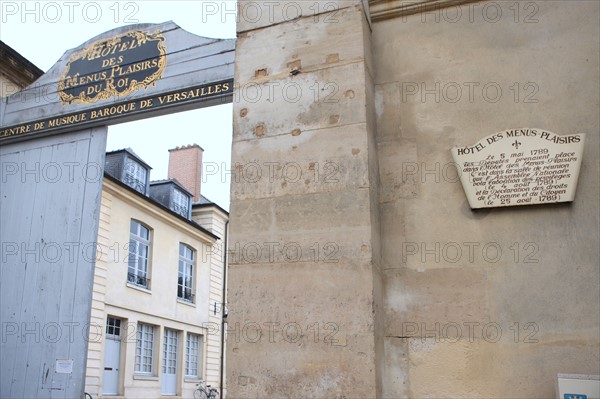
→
(451, 129, 586, 209)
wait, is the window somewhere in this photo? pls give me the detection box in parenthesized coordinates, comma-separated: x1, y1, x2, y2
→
(135, 323, 155, 374)
(128, 220, 150, 289)
(106, 317, 121, 338)
(172, 189, 190, 218)
(178, 244, 194, 302)
(124, 158, 147, 193)
(185, 333, 203, 378)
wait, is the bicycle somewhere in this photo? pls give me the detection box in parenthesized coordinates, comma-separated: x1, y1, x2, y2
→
(193, 381, 219, 399)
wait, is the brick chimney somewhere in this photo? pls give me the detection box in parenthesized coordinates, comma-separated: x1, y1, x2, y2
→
(168, 144, 203, 203)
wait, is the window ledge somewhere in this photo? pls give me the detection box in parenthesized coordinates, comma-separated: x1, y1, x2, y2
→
(177, 298, 196, 307)
(184, 377, 202, 383)
(127, 282, 152, 294)
(133, 373, 158, 381)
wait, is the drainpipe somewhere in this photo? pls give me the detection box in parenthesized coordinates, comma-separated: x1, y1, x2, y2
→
(219, 220, 229, 396)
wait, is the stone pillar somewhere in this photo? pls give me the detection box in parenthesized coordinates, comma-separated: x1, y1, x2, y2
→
(227, 1, 383, 397)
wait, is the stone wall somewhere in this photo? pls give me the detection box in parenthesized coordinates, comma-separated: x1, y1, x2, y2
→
(373, 1, 600, 397)
(227, 2, 384, 397)
(227, 0, 599, 397)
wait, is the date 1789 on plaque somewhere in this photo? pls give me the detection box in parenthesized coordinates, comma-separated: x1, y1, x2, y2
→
(451, 128, 585, 209)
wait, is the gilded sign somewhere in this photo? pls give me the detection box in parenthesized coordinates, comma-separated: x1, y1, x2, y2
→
(58, 30, 167, 104)
(0, 80, 233, 141)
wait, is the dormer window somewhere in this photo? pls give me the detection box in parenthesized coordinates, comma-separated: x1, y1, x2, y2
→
(124, 158, 147, 194)
(172, 188, 190, 218)
(149, 180, 192, 219)
(105, 148, 152, 195)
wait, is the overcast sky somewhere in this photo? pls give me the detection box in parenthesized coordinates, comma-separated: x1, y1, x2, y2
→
(1, 1, 237, 209)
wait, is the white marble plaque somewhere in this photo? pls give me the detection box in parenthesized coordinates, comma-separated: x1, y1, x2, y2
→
(451, 129, 585, 209)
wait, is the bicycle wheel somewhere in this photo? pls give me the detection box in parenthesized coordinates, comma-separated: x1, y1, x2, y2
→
(209, 390, 220, 399)
(194, 388, 209, 399)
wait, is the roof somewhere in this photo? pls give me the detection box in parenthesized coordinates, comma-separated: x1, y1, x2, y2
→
(105, 147, 152, 170)
(150, 178, 194, 197)
(192, 195, 229, 216)
(104, 172, 220, 240)
(0, 40, 44, 83)
(196, 195, 213, 205)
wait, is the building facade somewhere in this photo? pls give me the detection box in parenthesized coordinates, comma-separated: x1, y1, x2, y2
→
(85, 148, 228, 398)
(1, 3, 598, 397)
(0, 39, 231, 399)
(0, 40, 43, 98)
(226, 1, 599, 397)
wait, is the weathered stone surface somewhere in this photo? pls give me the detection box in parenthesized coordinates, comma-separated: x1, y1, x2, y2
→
(489, 262, 600, 341)
(237, 0, 369, 33)
(231, 124, 370, 201)
(378, 137, 419, 203)
(374, 1, 599, 396)
(382, 338, 409, 398)
(228, 190, 376, 268)
(384, 268, 490, 338)
(226, 262, 377, 398)
(228, 3, 382, 397)
(235, 6, 368, 83)
(229, 1, 598, 397)
(233, 60, 368, 143)
(406, 339, 599, 398)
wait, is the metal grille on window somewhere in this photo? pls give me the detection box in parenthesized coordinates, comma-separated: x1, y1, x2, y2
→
(124, 158, 147, 193)
(178, 244, 194, 302)
(172, 189, 189, 217)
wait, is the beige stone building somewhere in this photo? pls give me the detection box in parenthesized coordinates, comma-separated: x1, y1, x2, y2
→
(0, 40, 43, 98)
(85, 147, 228, 398)
(227, 0, 599, 397)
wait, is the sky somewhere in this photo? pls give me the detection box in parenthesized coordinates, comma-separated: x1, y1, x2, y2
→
(1, 0, 237, 209)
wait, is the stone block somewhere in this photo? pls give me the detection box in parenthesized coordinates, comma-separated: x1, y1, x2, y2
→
(236, 0, 366, 34)
(231, 123, 370, 201)
(233, 62, 368, 142)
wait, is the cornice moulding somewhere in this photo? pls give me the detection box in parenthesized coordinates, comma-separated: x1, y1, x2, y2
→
(369, 0, 481, 22)
(103, 178, 217, 245)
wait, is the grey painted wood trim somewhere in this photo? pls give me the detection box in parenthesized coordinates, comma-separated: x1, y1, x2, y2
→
(0, 127, 107, 398)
